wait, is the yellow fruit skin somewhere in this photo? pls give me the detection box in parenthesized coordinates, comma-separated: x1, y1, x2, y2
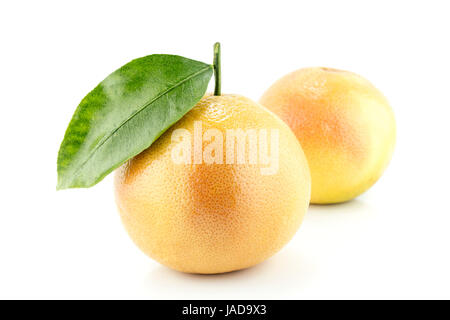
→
(260, 68, 396, 204)
(115, 94, 311, 274)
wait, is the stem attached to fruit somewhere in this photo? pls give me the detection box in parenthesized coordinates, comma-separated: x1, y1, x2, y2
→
(213, 42, 221, 96)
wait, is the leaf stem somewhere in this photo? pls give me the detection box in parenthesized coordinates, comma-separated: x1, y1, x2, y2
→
(213, 42, 221, 96)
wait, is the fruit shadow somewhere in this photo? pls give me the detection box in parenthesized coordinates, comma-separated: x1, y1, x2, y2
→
(145, 248, 317, 299)
(144, 199, 374, 298)
(302, 198, 378, 249)
(306, 198, 376, 219)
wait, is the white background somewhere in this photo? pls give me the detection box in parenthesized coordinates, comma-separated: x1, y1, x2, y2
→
(1, 0, 449, 299)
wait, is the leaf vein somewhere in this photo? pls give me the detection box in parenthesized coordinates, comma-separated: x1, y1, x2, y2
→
(70, 65, 212, 180)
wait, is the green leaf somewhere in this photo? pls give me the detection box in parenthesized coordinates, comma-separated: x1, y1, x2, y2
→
(57, 54, 213, 189)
